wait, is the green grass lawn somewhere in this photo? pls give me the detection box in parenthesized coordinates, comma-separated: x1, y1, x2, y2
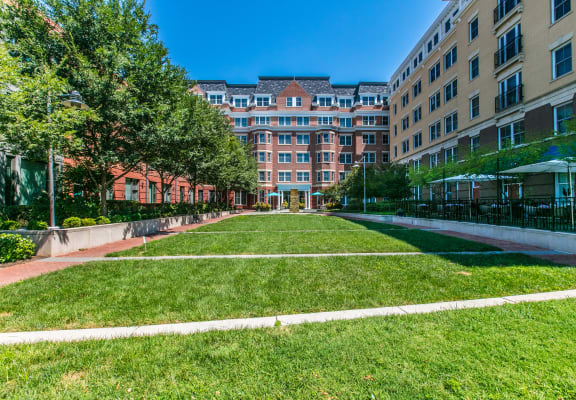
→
(0, 254, 574, 332)
(2, 299, 575, 399)
(193, 214, 404, 232)
(111, 215, 497, 256)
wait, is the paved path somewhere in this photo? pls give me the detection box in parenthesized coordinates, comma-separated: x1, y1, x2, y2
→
(0, 213, 240, 287)
(1, 289, 574, 345)
(38, 250, 564, 263)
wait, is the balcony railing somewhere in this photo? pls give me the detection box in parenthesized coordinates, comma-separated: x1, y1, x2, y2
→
(494, 35, 523, 68)
(495, 84, 523, 113)
(494, 0, 521, 24)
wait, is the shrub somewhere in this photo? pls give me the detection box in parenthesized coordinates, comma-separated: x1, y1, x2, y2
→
(326, 202, 342, 210)
(0, 233, 36, 263)
(62, 217, 82, 229)
(27, 221, 49, 231)
(81, 218, 96, 227)
(1, 220, 21, 231)
(95, 216, 111, 225)
(111, 215, 124, 223)
(254, 202, 272, 212)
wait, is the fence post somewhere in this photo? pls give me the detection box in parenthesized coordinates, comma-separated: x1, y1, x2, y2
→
(521, 198, 525, 229)
(475, 199, 479, 224)
(551, 197, 556, 232)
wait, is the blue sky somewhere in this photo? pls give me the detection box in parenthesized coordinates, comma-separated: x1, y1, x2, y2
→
(145, 0, 448, 84)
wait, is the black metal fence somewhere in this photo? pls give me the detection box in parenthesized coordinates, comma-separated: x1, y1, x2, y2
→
(394, 198, 576, 233)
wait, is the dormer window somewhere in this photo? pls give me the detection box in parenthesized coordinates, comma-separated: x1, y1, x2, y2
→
(286, 97, 302, 107)
(317, 97, 333, 107)
(256, 96, 270, 107)
(361, 96, 376, 106)
(338, 98, 353, 108)
(209, 94, 223, 105)
(234, 98, 248, 108)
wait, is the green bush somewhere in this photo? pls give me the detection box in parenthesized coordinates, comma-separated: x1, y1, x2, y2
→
(0, 233, 36, 263)
(27, 221, 49, 231)
(81, 218, 96, 227)
(62, 217, 82, 229)
(1, 220, 21, 231)
(111, 215, 124, 223)
(95, 216, 111, 225)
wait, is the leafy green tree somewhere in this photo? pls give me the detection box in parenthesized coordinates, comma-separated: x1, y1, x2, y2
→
(0, 0, 188, 216)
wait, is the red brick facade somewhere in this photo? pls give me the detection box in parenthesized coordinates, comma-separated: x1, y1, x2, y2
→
(194, 77, 390, 209)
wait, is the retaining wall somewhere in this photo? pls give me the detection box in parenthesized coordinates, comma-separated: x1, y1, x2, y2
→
(0, 211, 238, 257)
(331, 212, 576, 254)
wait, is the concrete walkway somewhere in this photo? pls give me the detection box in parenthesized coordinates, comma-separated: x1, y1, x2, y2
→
(38, 250, 565, 263)
(0, 213, 240, 287)
(1, 289, 574, 345)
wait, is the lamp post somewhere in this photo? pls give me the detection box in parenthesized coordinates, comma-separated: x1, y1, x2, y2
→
(47, 90, 89, 228)
(353, 156, 367, 214)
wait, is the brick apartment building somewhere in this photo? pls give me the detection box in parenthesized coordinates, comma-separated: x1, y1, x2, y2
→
(192, 77, 390, 209)
(388, 0, 575, 201)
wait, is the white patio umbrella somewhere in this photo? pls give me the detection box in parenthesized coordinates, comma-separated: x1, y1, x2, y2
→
(429, 174, 515, 200)
(503, 159, 576, 228)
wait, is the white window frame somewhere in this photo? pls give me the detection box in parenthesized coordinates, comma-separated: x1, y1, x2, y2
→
(254, 116, 271, 126)
(362, 115, 376, 126)
(339, 135, 353, 146)
(278, 116, 292, 126)
(338, 97, 353, 108)
(444, 112, 458, 134)
(339, 152, 353, 164)
(234, 117, 248, 128)
(278, 134, 292, 145)
(362, 152, 376, 164)
(296, 171, 310, 182)
(233, 97, 248, 108)
(317, 96, 333, 107)
(317, 116, 333, 126)
(296, 134, 310, 145)
(278, 152, 292, 163)
(554, 102, 574, 134)
(339, 117, 353, 128)
(278, 171, 292, 182)
(362, 133, 376, 145)
(255, 96, 271, 107)
(286, 97, 302, 107)
(297, 116, 310, 126)
(498, 120, 525, 149)
(296, 152, 310, 163)
(552, 41, 573, 80)
(470, 95, 480, 120)
(362, 96, 376, 106)
(469, 17, 478, 42)
(552, 0, 572, 23)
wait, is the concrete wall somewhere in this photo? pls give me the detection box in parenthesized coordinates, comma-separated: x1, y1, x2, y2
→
(331, 212, 576, 254)
(0, 211, 237, 257)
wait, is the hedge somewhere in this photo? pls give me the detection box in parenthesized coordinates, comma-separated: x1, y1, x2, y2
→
(0, 234, 36, 263)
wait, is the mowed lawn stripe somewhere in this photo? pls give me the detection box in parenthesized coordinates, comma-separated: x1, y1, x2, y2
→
(2, 300, 576, 399)
(110, 229, 498, 257)
(192, 214, 406, 232)
(0, 254, 574, 332)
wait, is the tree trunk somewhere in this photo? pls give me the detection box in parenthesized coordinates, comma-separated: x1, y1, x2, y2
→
(100, 171, 108, 217)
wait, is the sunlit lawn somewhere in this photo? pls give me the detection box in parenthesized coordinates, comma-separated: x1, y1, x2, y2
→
(110, 215, 498, 256)
(0, 254, 573, 332)
(2, 300, 575, 399)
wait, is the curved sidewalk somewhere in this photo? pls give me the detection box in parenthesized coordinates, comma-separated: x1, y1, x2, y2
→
(1, 289, 575, 345)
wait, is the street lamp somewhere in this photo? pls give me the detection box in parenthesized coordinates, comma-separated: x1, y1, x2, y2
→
(47, 90, 89, 228)
(353, 157, 367, 214)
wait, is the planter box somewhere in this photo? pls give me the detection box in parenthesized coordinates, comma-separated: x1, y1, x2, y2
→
(0, 211, 237, 257)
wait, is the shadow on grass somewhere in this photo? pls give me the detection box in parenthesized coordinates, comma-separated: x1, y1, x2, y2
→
(343, 218, 501, 253)
(439, 253, 571, 269)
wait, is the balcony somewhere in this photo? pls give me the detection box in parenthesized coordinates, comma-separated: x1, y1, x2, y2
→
(494, 36, 523, 69)
(495, 84, 523, 113)
(494, 0, 522, 24)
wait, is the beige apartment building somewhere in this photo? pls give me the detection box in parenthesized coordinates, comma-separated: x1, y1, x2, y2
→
(389, 0, 575, 201)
